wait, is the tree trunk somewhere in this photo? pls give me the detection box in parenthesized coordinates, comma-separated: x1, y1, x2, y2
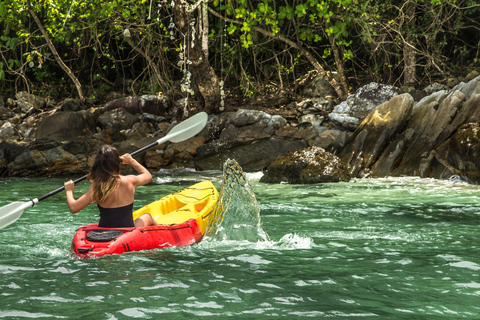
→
(327, 25, 349, 100)
(172, 1, 220, 114)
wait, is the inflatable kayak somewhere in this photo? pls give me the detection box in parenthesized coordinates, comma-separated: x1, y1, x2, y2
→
(72, 181, 219, 258)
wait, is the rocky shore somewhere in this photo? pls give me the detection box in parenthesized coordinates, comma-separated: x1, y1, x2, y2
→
(1, 71, 480, 184)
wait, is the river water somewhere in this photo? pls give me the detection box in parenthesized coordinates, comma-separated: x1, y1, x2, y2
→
(0, 168, 479, 319)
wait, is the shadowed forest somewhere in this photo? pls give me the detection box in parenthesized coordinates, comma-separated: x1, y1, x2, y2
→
(1, 0, 479, 112)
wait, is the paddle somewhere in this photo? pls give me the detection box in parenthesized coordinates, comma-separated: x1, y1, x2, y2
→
(0, 111, 208, 230)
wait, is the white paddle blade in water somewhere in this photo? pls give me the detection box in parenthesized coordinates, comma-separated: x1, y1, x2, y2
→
(0, 201, 34, 230)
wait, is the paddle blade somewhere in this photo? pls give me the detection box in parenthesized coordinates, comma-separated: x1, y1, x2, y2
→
(0, 201, 33, 230)
(167, 112, 208, 143)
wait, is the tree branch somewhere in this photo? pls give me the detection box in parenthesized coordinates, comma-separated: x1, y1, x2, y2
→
(27, 2, 85, 102)
(207, 7, 347, 100)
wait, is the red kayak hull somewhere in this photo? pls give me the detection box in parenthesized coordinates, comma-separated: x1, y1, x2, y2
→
(72, 219, 202, 258)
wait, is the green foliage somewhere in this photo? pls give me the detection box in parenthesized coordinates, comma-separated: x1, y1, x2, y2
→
(0, 0, 478, 99)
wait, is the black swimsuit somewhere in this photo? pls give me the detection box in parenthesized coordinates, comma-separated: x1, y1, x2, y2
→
(97, 203, 135, 228)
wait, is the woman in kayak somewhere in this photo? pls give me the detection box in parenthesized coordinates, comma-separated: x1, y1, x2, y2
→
(64, 145, 158, 227)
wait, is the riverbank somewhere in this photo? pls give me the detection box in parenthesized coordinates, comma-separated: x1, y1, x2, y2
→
(1, 71, 480, 184)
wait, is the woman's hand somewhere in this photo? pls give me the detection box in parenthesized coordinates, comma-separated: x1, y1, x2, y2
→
(64, 180, 75, 192)
(120, 153, 134, 165)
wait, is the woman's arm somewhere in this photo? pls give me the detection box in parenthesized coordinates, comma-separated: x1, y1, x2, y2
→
(64, 180, 92, 213)
(120, 154, 152, 187)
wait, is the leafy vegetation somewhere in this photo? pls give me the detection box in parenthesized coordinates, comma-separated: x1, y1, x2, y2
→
(0, 0, 479, 111)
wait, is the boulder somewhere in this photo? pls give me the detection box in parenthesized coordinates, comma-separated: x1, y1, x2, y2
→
(7, 146, 86, 177)
(340, 93, 414, 177)
(0, 106, 15, 120)
(301, 73, 335, 98)
(391, 85, 478, 177)
(36, 110, 97, 141)
(60, 98, 87, 112)
(295, 98, 334, 114)
(435, 123, 480, 184)
(0, 122, 17, 141)
(340, 75, 480, 179)
(220, 109, 287, 142)
(424, 82, 449, 95)
(329, 82, 402, 130)
(314, 129, 349, 153)
(260, 146, 350, 184)
(0, 141, 27, 176)
(104, 94, 169, 116)
(15, 91, 48, 113)
(195, 137, 308, 171)
(97, 108, 139, 131)
(124, 122, 156, 140)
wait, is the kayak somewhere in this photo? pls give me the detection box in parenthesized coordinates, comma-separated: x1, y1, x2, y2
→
(72, 181, 219, 258)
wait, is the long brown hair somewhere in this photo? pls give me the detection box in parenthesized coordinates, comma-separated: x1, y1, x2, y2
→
(88, 145, 121, 204)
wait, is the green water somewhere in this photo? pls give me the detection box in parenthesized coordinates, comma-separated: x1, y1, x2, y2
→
(1, 171, 479, 319)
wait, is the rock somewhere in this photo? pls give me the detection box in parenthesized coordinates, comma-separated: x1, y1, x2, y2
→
(260, 146, 350, 184)
(328, 106, 360, 130)
(352, 83, 402, 118)
(144, 149, 169, 169)
(350, 82, 403, 116)
(104, 94, 169, 116)
(195, 137, 308, 171)
(28, 137, 61, 151)
(0, 122, 17, 141)
(220, 110, 287, 142)
(313, 129, 349, 153)
(435, 123, 480, 184)
(97, 108, 139, 131)
(168, 136, 205, 157)
(340, 93, 415, 177)
(15, 91, 47, 113)
(124, 122, 156, 140)
(36, 110, 97, 141)
(390, 88, 473, 177)
(408, 90, 428, 102)
(60, 98, 86, 111)
(301, 73, 335, 98)
(329, 82, 402, 130)
(92, 128, 126, 144)
(299, 114, 325, 133)
(295, 98, 334, 114)
(138, 113, 166, 131)
(465, 71, 480, 82)
(424, 82, 449, 95)
(154, 136, 207, 168)
(0, 106, 15, 120)
(338, 76, 480, 179)
(7, 146, 85, 177)
(447, 77, 460, 88)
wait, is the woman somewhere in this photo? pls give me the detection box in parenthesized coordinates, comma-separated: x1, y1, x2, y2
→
(64, 145, 158, 227)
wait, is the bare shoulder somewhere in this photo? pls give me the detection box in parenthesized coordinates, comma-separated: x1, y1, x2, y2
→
(120, 175, 136, 184)
(121, 174, 150, 187)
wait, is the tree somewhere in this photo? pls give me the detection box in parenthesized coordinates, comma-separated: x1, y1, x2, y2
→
(172, 0, 221, 114)
(1, 0, 479, 112)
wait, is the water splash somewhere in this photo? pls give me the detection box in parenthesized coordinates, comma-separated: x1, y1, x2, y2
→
(205, 159, 270, 242)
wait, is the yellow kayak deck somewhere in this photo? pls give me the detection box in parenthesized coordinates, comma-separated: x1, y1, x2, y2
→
(132, 181, 219, 235)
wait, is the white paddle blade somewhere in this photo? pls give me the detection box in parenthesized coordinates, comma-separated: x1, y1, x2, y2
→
(165, 112, 208, 143)
(0, 201, 33, 230)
